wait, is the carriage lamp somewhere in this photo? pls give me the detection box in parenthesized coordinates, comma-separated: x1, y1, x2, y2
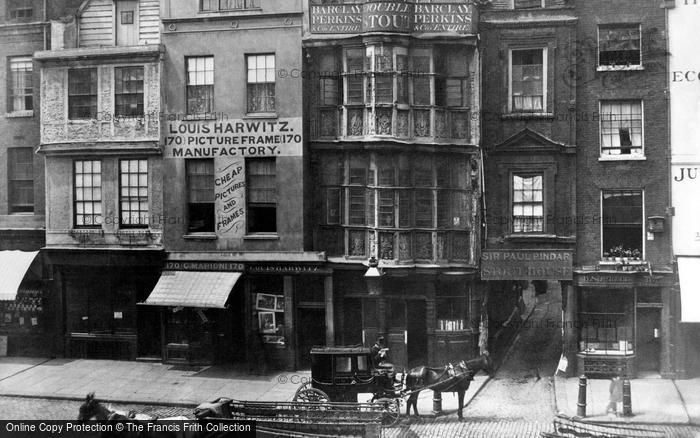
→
(647, 216, 665, 233)
(365, 257, 384, 295)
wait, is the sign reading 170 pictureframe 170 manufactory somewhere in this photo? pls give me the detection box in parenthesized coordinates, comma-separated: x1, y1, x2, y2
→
(309, 1, 474, 34)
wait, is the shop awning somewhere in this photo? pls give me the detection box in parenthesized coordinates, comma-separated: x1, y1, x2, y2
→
(141, 271, 241, 309)
(678, 257, 700, 323)
(0, 251, 39, 301)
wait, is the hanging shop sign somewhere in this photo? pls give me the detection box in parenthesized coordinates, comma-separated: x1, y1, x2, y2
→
(480, 249, 573, 281)
(309, 1, 474, 34)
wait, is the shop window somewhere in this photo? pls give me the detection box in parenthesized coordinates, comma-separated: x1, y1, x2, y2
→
(246, 158, 277, 233)
(119, 159, 148, 227)
(114, 66, 144, 117)
(510, 48, 545, 113)
(436, 296, 467, 331)
(247, 54, 275, 113)
(0, 285, 44, 332)
(68, 68, 97, 120)
(7, 0, 33, 20)
(512, 173, 544, 233)
(186, 159, 215, 233)
(599, 25, 641, 67)
(253, 283, 285, 345)
(513, 0, 543, 8)
(600, 101, 643, 156)
(602, 190, 643, 259)
(8, 56, 32, 112)
(186, 56, 214, 116)
(7, 148, 33, 213)
(66, 275, 137, 336)
(74, 160, 102, 228)
(579, 289, 634, 354)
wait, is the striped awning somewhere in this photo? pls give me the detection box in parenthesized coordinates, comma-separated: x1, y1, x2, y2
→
(141, 271, 242, 309)
(678, 257, 700, 323)
(0, 251, 39, 301)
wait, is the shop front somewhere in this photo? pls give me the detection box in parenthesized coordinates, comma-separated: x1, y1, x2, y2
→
(572, 270, 675, 378)
(0, 251, 51, 357)
(142, 258, 332, 371)
(334, 268, 481, 369)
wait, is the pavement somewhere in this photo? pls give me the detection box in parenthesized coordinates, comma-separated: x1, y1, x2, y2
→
(554, 373, 700, 426)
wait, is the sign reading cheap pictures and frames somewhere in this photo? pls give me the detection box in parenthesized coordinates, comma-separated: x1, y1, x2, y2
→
(309, 1, 475, 34)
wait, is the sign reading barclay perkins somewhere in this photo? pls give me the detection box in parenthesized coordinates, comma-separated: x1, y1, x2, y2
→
(481, 250, 573, 281)
(309, 1, 474, 34)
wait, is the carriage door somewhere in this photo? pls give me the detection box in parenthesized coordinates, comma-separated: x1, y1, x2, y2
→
(116, 1, 138, 46)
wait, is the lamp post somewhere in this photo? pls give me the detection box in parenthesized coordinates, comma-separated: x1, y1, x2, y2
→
(364, 256, 383, 295)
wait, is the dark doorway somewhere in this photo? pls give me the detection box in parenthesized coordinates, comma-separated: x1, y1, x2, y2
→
(407, 300, 427, 368)
(636, 308, 661, 372)
(343, 298, 363, 345)
(217, 289, 245, 363)
(297, 308, 326, 367)
(137, 306, 161, 358)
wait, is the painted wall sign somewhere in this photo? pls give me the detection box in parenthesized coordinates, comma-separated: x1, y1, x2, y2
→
(215, 158, 246, 238)
(309, 1, 474, 34)
(163, 118, 303, 158)
(672, 164, 700, 255)
(480, 250, 573, 280)
(576, 272, 672, 287)
(248, 265, 329, 274)
(164, 261, 245, 271)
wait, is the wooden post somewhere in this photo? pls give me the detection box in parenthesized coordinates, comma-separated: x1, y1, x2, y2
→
(324, 276, 334, 346)
(432, 391, 443, 416)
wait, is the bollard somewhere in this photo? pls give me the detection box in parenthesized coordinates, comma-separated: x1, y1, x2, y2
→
(432, 391, 443, 416)
(622, 379, 633, 416)
(577, 375, 587, 417)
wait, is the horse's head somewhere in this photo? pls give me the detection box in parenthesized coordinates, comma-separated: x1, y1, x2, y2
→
(462, 353, 495, 377)
(78, 392, 107, 422)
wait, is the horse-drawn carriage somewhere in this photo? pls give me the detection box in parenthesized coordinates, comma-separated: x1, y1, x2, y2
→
(292, 346, 403, 426)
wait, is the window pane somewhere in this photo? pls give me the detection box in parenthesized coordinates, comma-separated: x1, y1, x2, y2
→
(247, 158, 277, 233)
(119, 159, 148, 227)
(512, 174, 544, 233)
(186, 57, 214, 115)
(68, 69, 98, 119)
(511, 49, 544, 112)
(186, 159, 215, 233)
(74, 160, 102, 227)
(599, 25, 641, 66)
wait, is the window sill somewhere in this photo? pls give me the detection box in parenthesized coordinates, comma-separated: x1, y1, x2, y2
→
(501, 112, 554, 120)
(505, 234, 558, 241)
(598, 155, 646, 162)
(244, 233, 279, 240)
(579, 350, 635, 356)
(244, 113, 277, 119)
(183, 233, 217, 241)
(5, 110, 34, 118)
(597, 65, 644, 72)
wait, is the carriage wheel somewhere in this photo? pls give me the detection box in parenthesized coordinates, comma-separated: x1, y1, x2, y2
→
(294, 387, 330, 404)
(375, 398, 401, 427)
(292, 381, 313, 402)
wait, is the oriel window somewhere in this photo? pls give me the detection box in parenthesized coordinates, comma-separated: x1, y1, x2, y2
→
(247, 54, 276, 113)
(115, 66, 144, 117)
(74, 160, 102, 228)
(186, 56, 214, 116)
(186, 159, 215, 233)
(68, 69, 98, 120)
(8, 57, 33, 112)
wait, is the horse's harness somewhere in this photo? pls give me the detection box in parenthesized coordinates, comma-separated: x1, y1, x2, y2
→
(402, 362, 474, 397)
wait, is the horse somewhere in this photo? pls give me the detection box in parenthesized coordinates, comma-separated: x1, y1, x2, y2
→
(78, 393, 193, 438)
(403, 353, 493, 421)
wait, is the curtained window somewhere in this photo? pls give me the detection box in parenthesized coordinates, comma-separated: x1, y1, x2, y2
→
(512, 174, 544, 233)
(186, 56, 214, 116)
(186, 159, 215, 233)
(510, 49, 544, 112)
(599, 25, 641, 67)
(247, 54, 276, 113)
(8, 57, 32, 112)
(600, 101, 643, 156)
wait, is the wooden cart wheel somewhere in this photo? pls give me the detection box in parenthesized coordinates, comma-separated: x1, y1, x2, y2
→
(292, 381, 312, 402)
(294, 387, 330, 403)
(375, 398, 401, 427)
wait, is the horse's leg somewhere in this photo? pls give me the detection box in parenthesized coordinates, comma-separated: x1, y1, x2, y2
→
(457, 389, 465, 421)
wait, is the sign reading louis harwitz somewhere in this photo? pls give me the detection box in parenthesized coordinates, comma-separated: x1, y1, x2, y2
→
(163, 118, 303, 158)
(481, 250, 573, 281)
(309, 1, 474, 34)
